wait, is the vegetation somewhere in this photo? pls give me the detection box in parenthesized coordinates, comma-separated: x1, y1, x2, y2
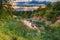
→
(0, 0, 60, 40)
(0, 0, 13, 20)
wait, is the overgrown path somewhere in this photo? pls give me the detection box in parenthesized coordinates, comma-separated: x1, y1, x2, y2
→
(21, 19, 39, 30)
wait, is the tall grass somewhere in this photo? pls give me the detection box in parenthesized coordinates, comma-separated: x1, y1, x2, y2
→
(0, 17, 60, 40)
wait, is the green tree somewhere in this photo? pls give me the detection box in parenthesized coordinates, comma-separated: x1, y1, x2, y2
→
(53, 1, 60, 11)
(0, 0, 13, 20)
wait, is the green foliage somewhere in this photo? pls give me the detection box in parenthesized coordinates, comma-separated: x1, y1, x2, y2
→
(0, 1, 60, 40)
(30, 1, 60, 22)
(35, 21, 46, 27)
(0, 18, 42, 40)
(0, 17, 60, 40)
(53, 2, 60, 11)
(0, 0, 13, 20)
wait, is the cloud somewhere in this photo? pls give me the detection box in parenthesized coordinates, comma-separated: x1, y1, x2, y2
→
(38, 0, 45, 1)
(46, 0, 60, 2)
(13, 0, 60, 2)
(14, 0, 32, 2)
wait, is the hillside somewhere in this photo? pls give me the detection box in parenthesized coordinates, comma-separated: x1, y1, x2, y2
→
(0, 0, 60, 40)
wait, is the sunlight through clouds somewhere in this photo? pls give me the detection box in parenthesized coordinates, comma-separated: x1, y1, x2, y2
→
(14, 0, 60, 2)
(46, 0, 60, 2)
(14, 0, 32, 2)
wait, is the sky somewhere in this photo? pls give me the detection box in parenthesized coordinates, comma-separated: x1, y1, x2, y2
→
(13, 0, 60, 2)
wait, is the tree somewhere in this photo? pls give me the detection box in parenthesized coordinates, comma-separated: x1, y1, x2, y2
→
(53, 1, 60, 11)
(0, 0, 13, 19)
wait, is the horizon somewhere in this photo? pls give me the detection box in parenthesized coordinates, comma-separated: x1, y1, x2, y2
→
(12, 0, 60, 2)
(11, 0, 60, 11)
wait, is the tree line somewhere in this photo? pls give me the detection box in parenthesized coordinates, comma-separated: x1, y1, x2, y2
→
(0, 0, 60, 22)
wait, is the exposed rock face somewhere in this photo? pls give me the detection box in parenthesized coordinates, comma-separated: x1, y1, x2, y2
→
(55, 20, 60, 24)
(45, 21, 52, 26)
(32, 16, 52, 26)
(55, 16, 60, 24)
(56, 16, 60, 20)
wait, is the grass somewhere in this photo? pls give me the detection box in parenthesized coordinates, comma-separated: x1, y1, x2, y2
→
(0, 18, 43, 40)
(0, 17, 60, 40)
